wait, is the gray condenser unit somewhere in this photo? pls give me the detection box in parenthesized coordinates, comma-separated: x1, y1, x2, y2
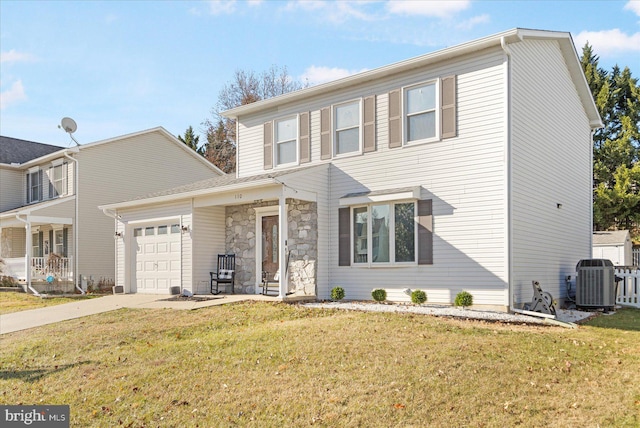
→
(575, 259, 618, 310)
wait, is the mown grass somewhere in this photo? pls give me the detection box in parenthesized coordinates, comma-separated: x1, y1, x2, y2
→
(0, 292, 100, 314)
(1, 302, 639, 427)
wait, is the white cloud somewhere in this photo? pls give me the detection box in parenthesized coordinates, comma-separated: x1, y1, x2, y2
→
(455, 13, 490, 30)
(208, 0, 237, 15)
(301, 65, 368, 85)
(624, 0, 640, 16)
(1, 49, 36, 64)
(386, 0, 470, 18)
(0, 79, 27, 110)
(574, 29, 640, 55)
(285, 1, 378, 23)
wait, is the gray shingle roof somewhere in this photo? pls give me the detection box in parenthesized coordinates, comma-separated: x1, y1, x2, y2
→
(0, 136, 64, 164)
(593, 230, 630, 246)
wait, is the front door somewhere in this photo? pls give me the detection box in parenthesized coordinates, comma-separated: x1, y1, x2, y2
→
(262, 215, 279, 279)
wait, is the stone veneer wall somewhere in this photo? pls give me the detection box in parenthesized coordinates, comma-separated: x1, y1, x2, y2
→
(225, 199, 318, 295)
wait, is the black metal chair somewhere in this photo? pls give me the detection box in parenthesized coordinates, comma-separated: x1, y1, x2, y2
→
(210, 254, 235, 295)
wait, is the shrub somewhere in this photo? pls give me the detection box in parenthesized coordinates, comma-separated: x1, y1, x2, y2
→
(411, 289, 427, 304)
(454, 291, 473, 307)
(331, 286, 345, 301)
(0, 275, 19, 287)
(371, 288, 387, 302)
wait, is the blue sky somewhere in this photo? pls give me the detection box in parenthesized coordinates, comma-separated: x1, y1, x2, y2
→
(1, 0, 639, 147)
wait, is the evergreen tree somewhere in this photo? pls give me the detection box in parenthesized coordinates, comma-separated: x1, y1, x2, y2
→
(177, 126, 204, 155)
(581, 43, 640, 235)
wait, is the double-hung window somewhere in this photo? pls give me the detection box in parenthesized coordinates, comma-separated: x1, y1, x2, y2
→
(334, 100, 361, 155)
(405, 81, 437, 143)
(27, 168, 42, 203)
(352, 201, 416, 265)
(49, 163, 67, 198)
(275, 116, 297, 166)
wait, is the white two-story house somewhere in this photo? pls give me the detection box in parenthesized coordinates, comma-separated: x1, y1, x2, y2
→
(0, 128, 223, 293)
(100, 29, 601, 311)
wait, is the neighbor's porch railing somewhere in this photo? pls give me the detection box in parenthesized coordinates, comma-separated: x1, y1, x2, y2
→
(31, 256, 71, 282)
(615, 267, 640, 308)
(633, 248, 639, 267)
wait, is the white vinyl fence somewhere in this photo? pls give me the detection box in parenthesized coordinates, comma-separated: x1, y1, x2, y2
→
(616, 267, 640, 308)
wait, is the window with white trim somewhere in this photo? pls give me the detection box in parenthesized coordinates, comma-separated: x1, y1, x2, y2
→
(334, 100, 361, 155)
(27, 169, 42, 203)
(405, 81, 437, 143)
(275, 116, 298, 166)
(49, 163, 68, 198)
(53, 228, 65, 255)
(352, 201, 416, 265)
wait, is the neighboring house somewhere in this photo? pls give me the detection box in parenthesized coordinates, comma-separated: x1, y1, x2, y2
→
(100, 29, 602, 311)
(0, 128, 223, 293)
(592, 230, 633, 267)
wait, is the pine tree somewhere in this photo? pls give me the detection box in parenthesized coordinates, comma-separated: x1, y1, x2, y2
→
(581, 43, 640, 235)
(177, 126, 204, 155)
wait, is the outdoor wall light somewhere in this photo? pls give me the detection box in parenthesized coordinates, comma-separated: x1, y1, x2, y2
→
(114, 231, 123, 238)
(181, 225, 189, 233)
(557, 203, 563, 209)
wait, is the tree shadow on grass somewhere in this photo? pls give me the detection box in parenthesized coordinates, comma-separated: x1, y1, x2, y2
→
(0, 360, 92, 383)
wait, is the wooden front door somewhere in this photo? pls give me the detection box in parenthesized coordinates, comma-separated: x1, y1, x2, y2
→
(262, 215, 279, 279)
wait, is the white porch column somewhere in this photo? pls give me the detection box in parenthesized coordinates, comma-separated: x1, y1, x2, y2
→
(278, 194, 288, 298)
(24, 221, 32, 291)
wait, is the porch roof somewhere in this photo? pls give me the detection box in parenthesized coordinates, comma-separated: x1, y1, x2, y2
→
(99, 164, 327, 211)
(0, 196, 75, 227)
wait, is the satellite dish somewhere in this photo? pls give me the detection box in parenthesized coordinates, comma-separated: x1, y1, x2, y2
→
(60, 117, 77, 133)
(59, 117, 80, 146)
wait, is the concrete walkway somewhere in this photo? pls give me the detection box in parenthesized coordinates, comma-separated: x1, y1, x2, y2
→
(0, 293, 276, 335)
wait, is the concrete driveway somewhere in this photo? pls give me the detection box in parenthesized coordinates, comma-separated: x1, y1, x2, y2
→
(0, 293, 276, 335)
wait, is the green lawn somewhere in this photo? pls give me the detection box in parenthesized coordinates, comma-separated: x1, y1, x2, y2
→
(1, 302, 639, 427)
(0, 292, 101, 314)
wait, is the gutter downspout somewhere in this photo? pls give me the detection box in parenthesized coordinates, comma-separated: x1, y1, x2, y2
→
(15, 214, 40, 296)
(102, 207, 121, 293)
(63, 149, 84, 294)
(500, 36, 576, 329)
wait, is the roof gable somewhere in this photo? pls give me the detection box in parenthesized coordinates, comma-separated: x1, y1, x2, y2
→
(222, 28, 601, 129)
(593, 230, 630, 246)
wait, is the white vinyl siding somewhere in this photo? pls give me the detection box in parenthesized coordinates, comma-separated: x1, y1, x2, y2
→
(233, 48, 508, 304)
(75, 130, 219, 283)
(192, 205, 226, 294)
(509, 39, 593, 306)
(0, 167, 24, 212)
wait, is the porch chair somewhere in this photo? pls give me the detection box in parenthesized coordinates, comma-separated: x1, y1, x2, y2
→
(261, 270, 280, 296)
(210, 254, 236, 295)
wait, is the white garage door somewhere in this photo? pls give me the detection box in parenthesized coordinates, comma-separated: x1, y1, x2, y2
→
(133, 223, 181, 294)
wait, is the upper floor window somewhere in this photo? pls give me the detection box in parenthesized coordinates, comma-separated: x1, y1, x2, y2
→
(49, 163, 68, 198)
(275, 116, 298, 166)
(405, 81, 437, 143)
(27, 169, 42, 203)
(334, 100, 361, 155)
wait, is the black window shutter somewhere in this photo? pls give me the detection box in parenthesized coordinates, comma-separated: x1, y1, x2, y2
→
(338, 208, 351, 266)
(417, 200, 433, 265)
(49, 230, 53, 254)
(63, 228, 68, 257)
(38, 231, 43, 258)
